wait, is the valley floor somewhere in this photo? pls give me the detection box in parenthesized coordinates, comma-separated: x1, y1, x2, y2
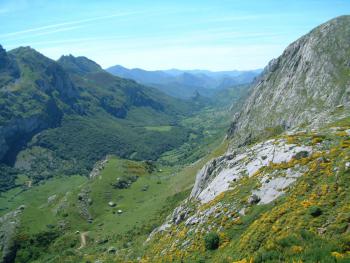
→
(0, 102, 232, 262)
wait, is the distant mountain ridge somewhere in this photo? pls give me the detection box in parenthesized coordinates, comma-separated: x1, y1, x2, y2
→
(106, 65, 262, 98)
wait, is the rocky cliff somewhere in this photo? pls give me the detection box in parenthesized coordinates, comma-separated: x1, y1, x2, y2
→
(0, 47, 80, 165)
(229, 15, 350, 145)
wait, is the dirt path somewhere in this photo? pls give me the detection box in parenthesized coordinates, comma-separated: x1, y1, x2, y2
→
(27, 180, 32, 188)
(78, 231, 89, 249)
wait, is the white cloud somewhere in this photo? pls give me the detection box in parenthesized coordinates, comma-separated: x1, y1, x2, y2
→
(0, 11, 142, 39)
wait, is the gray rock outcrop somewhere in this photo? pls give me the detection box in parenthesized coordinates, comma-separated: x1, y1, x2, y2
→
(229, 16, 350, 144)
(0, 206, 25, 263)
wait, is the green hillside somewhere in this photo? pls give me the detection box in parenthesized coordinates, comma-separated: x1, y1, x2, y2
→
(0, 107, 232, 263)
(0, 44, 244, 262)
(0, 46, 208, 192)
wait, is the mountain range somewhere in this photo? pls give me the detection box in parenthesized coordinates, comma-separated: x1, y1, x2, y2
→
(0, 46, 207, 192)
(0, 15, 349, 263)
(106, 65, 261, 98)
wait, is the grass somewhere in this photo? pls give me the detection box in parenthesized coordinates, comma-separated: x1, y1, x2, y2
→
(0, 60, 242, 261)
(159, 105, 231, 166)
(141, 112, 350, 263)
(1, 46, 202, 191)
(144, 125, 173, 132)
(0, 175, 87, 233)
(7, 134, 229, 262)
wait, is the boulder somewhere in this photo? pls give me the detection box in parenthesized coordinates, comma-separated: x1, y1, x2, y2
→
(48, 195, 57, 204)
(248, 194, 261, 205)
(345, 162, 350, 170)
(108, 201, 116, 207)
(107, 247, 117, 254)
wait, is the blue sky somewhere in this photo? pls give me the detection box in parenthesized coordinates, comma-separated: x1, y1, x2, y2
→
(0, 0, 349, 70)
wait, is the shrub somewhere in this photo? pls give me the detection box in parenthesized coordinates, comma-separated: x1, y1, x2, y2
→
(112, 175, 139, 189)
(204, 232, 220, 250)
(308, 206, 322, 217)
(294, 151, 309, 160)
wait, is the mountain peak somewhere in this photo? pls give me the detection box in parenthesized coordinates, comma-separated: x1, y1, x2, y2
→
(58, 54, 102, 75)
(9, 46, 43, 57)
(8, 46, 54, 67)
(0, 44, 20, 84)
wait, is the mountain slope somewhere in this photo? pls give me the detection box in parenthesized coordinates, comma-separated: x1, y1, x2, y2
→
(229, 15, 350, 145)
(0, 47, 199, 191)
(106, 65, 261, 99)
(144, 115, 350, 262)
(143, 16, 350, 262)
(0, 84, 238, 263)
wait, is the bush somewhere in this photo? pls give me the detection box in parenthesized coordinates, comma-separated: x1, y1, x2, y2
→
(294, 151, 309, 160)
(112, 175, 139, 189)
(204, 232, 220, 250)
(309, 206, 322, 217)
(0, 164, 18, 191)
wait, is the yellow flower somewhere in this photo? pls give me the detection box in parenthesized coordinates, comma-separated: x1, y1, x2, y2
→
(291, 245, 303, 253)
(331, 251, 345, 259)
(232, 258, 254, 263)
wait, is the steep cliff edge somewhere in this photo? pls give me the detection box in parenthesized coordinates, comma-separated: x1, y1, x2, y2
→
(0, 47, 77, 165)
(229, 15, 350, 145)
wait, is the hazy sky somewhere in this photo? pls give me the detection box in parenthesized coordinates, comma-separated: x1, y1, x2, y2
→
(0, 0, 349, 70)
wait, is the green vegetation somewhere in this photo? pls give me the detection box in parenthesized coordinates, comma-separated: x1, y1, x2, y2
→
(0, 165, 18, 191)
(144, 125, 172, 132)
(308, 205, 322, 217)
(142, 114, 350, 262)
(6, 148, 223, 262)
(0, 52, 237, 260)
(204, 232, 220, 250)
(0, 47, 210, 191)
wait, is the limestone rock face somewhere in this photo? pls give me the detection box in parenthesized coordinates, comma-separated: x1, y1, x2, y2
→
(0, 206, 25, 263)
(229, 16, 350, 144)
(190, 137, 312, 204)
